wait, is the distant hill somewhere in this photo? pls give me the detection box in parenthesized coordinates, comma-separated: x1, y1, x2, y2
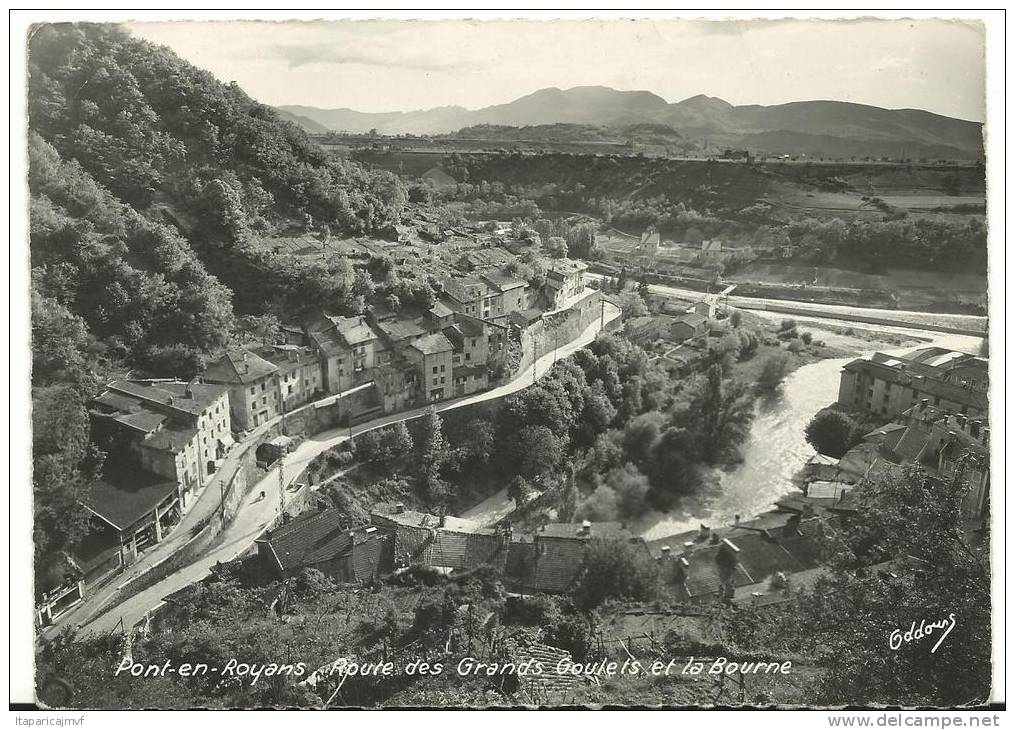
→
(275, 108, 331, 134)
(279, 86, 984, 160)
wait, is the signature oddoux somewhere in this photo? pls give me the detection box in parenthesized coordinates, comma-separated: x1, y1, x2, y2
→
(889, 613, 957, 654)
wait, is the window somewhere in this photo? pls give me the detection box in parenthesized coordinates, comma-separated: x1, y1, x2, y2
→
(440, 377, 445, 384)
(465, 353, 471, 361)
(440, 365, 445, 373)
(261, 382, 266, 392)
(262, 397, 267, 406)
(432, 378, 438, 386)
(250, 387, 255, 395)
(471, 339, 477, 347)
(432, 366, 438, 374)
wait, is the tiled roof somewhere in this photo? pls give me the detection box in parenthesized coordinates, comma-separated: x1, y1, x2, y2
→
(203, 350, 278, 385)
(537, 522, 630, 540)
(331, 315, 377, 347)
(442, 276, 490, 303)
(532, 537, 588, 593)
(452, 314, 486, 337)
(85, 468, 180, 531)
(110, 409, 168, 434)
(677, 312, 707, 327)
(375, 316, 428, 343)
(92, 391, 143, 413)
(139, 424, 199, 454)
(411, 333, 454, 356)
(104, 380, 226, 417)
(256, 345, 318, 373)
(429, 300, 455, 319)
(882, 426, 931, 464)
(547, 259, 588, 276)
(481, 268, 527, 291)
(260, 509, 395, 579)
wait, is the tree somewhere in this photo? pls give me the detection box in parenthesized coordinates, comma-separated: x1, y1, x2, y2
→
(33, 384, 105, 591)
(728, 466, 990, 706)
(674, 364, 754, 464)
(381, 421, 414, 465)
(805, 409, 860, 458)
(507, 475, 535, 505)
(616, 290, 648, 319)
(757, 351, 792, 391)
(542, 236, 568, 259)
(572, 538, 660, 609)
(419, 407, 449, 504)
(461, 418, 495, 468)
(513, 425, 563, 481)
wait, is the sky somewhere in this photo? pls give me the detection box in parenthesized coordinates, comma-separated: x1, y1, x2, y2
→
(127, 18, 986, 121)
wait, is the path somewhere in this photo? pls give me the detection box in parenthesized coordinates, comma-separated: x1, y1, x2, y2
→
(77, 300, 622, 635)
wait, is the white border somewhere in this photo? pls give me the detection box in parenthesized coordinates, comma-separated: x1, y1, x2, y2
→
(7, 6, 1006, 718)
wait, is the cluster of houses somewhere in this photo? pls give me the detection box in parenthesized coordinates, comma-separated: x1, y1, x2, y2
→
(214, 257, 591, 430)
(820, 346, 990, 519)
(37, 256, 595, 626)
(256, 501, 832, 610)
(257, 502, 656, 595)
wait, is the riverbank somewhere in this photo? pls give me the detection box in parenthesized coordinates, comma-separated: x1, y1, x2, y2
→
(634, 314, 961, 541)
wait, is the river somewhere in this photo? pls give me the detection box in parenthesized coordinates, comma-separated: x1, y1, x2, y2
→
(636, 317, 985, 540)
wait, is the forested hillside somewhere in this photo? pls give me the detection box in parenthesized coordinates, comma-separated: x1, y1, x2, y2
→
(28, 23, 407, 374)
(27, 23, 409, 590)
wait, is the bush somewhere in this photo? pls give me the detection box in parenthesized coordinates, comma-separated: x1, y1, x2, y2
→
(805, 409, 861, 458)
(757, 351, 792, 391)
(779, 319, 797, 332)
(787, 339, 804, 353)
(800, 331, 813, 345)
(572, 538, 659, 609)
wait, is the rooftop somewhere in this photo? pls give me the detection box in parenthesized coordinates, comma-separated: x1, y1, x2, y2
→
(676, 312, 708, 327)
(547, 259, 589, 277)
(481, 268, 528, 291)
(410, 332, 455, 356)
(105, 380, 227, 417)
(139, 423, 199, 454)
(202, 350, 278, 386)
(85, 468, 180, 531)
(442, 276, 491, 303)
(258, 508, 368, 574)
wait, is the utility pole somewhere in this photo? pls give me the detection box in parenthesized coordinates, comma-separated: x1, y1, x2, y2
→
(532, 329, 538, 385)
(278, 376, 286, 519)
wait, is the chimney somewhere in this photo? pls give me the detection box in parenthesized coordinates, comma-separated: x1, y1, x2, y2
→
(782, 514, 802, 537)
(580, 520, 592, 536)
(282, 513, 292, 525)
(970, 420, 981, 438)
(439, 514, 447, 528)
(698, 524, 710, 541)
(981, 427, 990, 445)
(659, 545, 671, 559)
(921, 398, 929, 407)
(734, 514, 741, 525)
(393, 502, 405, 514)
(674, 557, 689, 585)
(167, 396, 174, 405)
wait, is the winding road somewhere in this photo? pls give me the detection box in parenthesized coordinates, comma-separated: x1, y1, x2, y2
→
(76, 300, 622, 635)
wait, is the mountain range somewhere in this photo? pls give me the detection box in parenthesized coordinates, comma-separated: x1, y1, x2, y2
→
(279, 86, 984, 160)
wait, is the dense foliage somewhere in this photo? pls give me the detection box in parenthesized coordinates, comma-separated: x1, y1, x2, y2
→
(725, 465, 991, 706)
(426, 152, 986, 273)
